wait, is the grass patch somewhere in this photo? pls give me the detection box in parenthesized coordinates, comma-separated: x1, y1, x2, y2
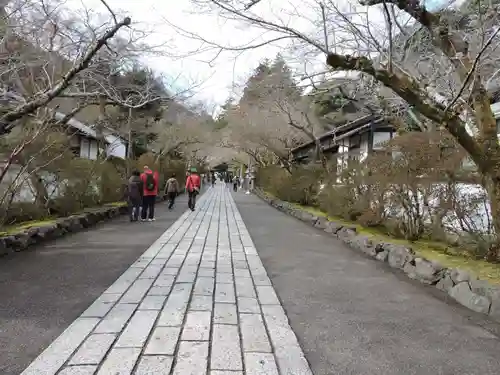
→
(105, 201, 127, 207)
(294, 203, 500, 285)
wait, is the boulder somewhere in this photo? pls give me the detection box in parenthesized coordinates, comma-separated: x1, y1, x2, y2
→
(85, 212, 99, 225)
(450, 268, 476, 284)
(449, 282, 491, 314)
(26, 227, 40, 240)
(297, 211, 314, 222)
(324, 221, 343, 235)
(387, 244, 414, 269)
(489, 289, 500, 321)
(12, 233, 31, 251)
(56, 219, 70, 234)
(308, 215, 319, 226)
(337, 228, 357, 245)
(314, 217, 328, 230)
(469, 279, 498, 300)
(436, 271, 455, 293)
(375, 250, 389, 262)
(0, 238, 8, 256)
(350, 235, 376, 256)
(414, 258, 443, 285)
(66, 216, 83, 232)
(337, 227, 357, 238)
(403, 262, 417, 279)
(77, 215, 90, 228)
(36, 224, 58, 240)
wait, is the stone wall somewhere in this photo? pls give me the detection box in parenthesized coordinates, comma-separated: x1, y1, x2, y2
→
(254, 188, 500, 323)
(0, 204, 129, 256)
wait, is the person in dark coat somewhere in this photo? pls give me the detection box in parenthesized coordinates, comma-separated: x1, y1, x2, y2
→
(127, 170, 143, 222)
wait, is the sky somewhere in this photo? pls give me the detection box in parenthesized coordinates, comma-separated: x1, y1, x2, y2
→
(64, 0, 459, 110)
(66, 0, 288, 110)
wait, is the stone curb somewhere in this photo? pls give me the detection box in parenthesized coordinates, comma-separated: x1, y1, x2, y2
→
(0, 204, 129, 257)
(253, 188, 500, 323)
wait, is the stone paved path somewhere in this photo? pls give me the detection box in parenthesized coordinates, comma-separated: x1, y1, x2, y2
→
(21, 186, 312, 375)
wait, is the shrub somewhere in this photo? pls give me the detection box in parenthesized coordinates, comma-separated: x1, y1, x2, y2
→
(257, 165, 323, 205)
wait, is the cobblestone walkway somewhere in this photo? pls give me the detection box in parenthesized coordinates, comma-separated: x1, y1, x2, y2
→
(21, 186, 312, 375)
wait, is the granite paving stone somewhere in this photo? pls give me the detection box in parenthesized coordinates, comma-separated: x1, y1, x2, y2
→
(19, 187, 312, 375)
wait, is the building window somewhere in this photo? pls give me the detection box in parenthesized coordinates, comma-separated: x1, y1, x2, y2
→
(80, 138, 91, 159)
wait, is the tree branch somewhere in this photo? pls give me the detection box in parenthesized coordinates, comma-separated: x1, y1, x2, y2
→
(0, 17, 131, 135)
(325, 52, 488, 172)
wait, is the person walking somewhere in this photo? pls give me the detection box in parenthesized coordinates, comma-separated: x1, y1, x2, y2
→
(127, 170, 143, 222)
(164, 173, 180, 210)
(185, 167, 201, 211)
(140, 165, 159, 221)
(232, 175, 239, 192)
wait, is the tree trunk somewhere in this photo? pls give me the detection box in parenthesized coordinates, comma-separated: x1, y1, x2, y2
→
(30, 173, 49, 211)
(485, 174, 500, 261)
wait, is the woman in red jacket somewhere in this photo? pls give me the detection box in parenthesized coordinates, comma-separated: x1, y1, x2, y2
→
(185, 167, 201, 211)
(140, 166, 159, 221)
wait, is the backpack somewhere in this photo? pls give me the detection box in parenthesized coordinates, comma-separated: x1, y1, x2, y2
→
(145, 173, 156, 192)
(188, 176, 199, 194)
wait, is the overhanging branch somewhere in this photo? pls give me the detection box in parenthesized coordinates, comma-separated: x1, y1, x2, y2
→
(0, 16, 131, 135)
(325, 52, 488, 172)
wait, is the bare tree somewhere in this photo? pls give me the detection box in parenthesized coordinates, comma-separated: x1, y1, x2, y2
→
(185, 0, 500, 259)
(0, 0, 135, 135)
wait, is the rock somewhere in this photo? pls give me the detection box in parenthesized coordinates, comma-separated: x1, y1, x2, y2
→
(469, 279, 498, 299)
(387, 244, 414, 269)
(85, 212, 99, 225)
(314, 217, 328, 229)
(449, 282, 491, 314)
(0, 238, 8, 256)
(450, 268, 476, 284)
(308, 215, 319, 226)
(56, 219, 70, 232)
(375, 250, 389, 262)
(414, 258, 443, 285)
(436, 272, 455, 293)
(338, 228, 357, 246)
(26, 227, 40, 239)
(66, 217, 82, 232)
(489, 289, 500, 321)
(36, 224, 58, 240)
(337, 227, 356, 238)
(78, 215, 90, 228)
(12, 233, 30, 251)
(403, 262, 417, 279)
(350, 235, 376, 256)
(297, 211, 314, 223)
(373, 242, 386, 254)
(324, 221, 343, 235)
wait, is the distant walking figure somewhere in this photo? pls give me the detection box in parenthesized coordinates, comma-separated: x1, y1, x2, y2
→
(164, 173, 180, 210)
(140, 165, 159, 221)
(186, 167, 201, 211)
(232, 176, 239, 192)
(127, 170, 143, 222)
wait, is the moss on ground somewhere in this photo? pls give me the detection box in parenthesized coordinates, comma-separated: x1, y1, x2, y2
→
(295, 204, 500, 285)
(0, 218, 57, 236)
(106, 201, 127, 207)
